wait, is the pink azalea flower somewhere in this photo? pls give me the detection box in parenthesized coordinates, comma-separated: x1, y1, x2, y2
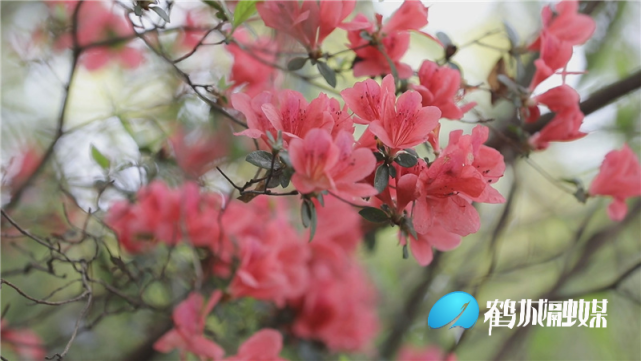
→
(529, 0, 596, 53)
(231, 91, 279, 145)
(313, 195, 366, 254)
(232, 90, 335, 146)
(154, 291, 225, 361)
(260, 91, 335, 141)
(343, 75, 441, 152)
(589, 144, 641, 221)
(230, 220, 310, 307)
(342, 0, 429, 78)
(411, 126, 505, 265)
(223, 329, 286, 361)
(527, 85, 586, 150)
(256, 0, 355, 52)
(1, 320, 46, 361)
(170, 128, 228, 178)
(528, 0, 596, 89)
(105, 181, 182, 253)
(397, 345, 457, 361)
(226, 30, 278, 97)
(412, 60, 476, 120)
(289, 129, 377, 199)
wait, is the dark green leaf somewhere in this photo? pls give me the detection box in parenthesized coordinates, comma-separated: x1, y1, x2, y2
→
(301, 200, 312, 228)
(389, 165, 397, 178)
(317, 61, 337, 88)
(358, 207, 389, 223)
(245, 150, 280, 169)
(279, 151, 292, 167)
(150, 6, 170, 22)
(91, 145, 111, 170)
(404, 148, 418, 157)
(394, 153, 418, 168)
(436, 31, 453, 47)
(359, 30, 373, 42)
(279, 168, 293, 188)
(301, 200, 317, 242)
(374, 164, 389, 193)
(364, 230, 376, 252)
(402, 244, 409, 259)
(203, 0, 225, 13)
(316, 193, 325, 207)
(233, 0, 257, 29)
(287, 57, 308, 71)
(266, 171, 281, 189)
(374, 151, 385, 162)
(403, 217, 418, 240)
(573, 188, 588, 204)
(133, 3, 143, 16)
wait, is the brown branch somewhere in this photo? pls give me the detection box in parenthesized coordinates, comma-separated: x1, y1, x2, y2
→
(1, 279, 88, 306)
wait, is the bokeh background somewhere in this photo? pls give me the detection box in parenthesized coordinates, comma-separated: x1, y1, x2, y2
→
(1, 1, 640, 360)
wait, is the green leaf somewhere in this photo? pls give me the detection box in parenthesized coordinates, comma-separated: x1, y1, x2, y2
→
(374, 164, 389, 193)
(279, 151, 292, 167)
(317, 61, 337, 88)
(301, 200, 317, 242)
(287, 57, 308, 71)
(316, 193, 325, 207)
(394, 152, 418, 168)
(133, 3, 143, 16)
(245, 150, 280, 169)
(402, 244, 409, 259)
(150, 6, 170, 23)
(279, 168, 293, 188)
(91, 145, 111, 170)
(374, 151, 386, 162)
(233, 0, 257, 29)
(389, 164, 397, 179)
(358, 207, 389, 223)
(573, 187, 588, 204)
(403, 217, 418, 240)
(436, 31, 453, 47)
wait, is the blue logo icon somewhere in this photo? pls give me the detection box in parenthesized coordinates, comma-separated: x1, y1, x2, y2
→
(428, 291, 480, 330)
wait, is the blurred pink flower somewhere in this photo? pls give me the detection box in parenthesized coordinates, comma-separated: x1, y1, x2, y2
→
(589, 144, 641, 221)
(412, 60, 475, 120)
(290, 242, 379, 352)
(170, 128, 228, 178)
(154, 291, 225, 361)
(223, 329, 286, 361)
(528, 0, 595, 89)
(527, 85, 586, 150)
(230, 220, 310, 307)
(226, 30, 278, 96)
(54, 1, 143, 71)
(1, 320, 46, 361)
(342, 0, 429, 78)
(256, 0, 355, 51)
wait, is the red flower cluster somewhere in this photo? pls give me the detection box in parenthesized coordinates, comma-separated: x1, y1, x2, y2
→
(107, 184, 379, 357)
(525, 0, 596, 150)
